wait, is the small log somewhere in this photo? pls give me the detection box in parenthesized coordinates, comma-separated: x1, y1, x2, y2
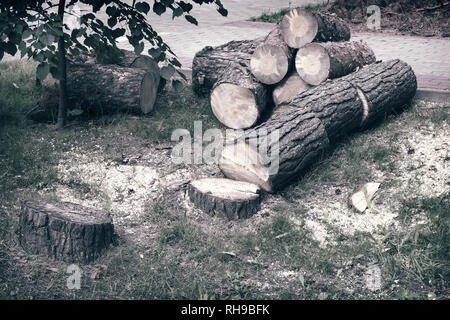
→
(295, 41, 376, 85)
(192, 38, 263, 95)
(280, 8, 350, 48)
(349, 182, 380, 213)
(210, 62, 269, 129)
(250, 26, 293, 85)
(219, 108, 330, 192)
(18, 201, 114, 263)
(272, 71, 311, 106)
(188, 178, 261, 220)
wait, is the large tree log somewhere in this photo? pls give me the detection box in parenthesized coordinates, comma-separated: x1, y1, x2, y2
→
(250, 26, 294, 85)
(219, 108, 330, 192)
(188, 178, 261, 220)
(278, 59, 417, 138)
(295, 41, 376, 85)
(280, 8, 350, 48)
(210, 61, 269, 129)
(192, 38, 263, 95)
(18, 201, 114, 263)
(272, 71, 311, 106)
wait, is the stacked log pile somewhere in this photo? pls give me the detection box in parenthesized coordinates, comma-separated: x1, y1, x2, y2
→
(189, 7, 417, 219)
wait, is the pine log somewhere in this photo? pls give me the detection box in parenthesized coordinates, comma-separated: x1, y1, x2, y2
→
(18, 201, 114, 263)
(210, 62, 269, 129)
(295, 41, 376, 85)
(192, 38, 263, 95)
(188, 178, 261, 220)
(272, 71, 311, 105)
(280, 8, 350, 48)
(219, 108, 330, 192)
(65, 62, 159, 114)
(250, 26, 294, 85)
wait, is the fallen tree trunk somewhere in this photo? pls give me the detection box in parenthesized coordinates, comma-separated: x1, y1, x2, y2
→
(272, 71, 311, 105)
(18, 201, 114, 263)
(210, 62, 269, 129)
(295, 41, 376, 85)
(188, 178, 261, 220)
(280, 8, 350, 48)
(219, 108, 330, 192)
(250, 25, 294, 85)
(277, 59, 417, 139)
(192, 38, 263, 95)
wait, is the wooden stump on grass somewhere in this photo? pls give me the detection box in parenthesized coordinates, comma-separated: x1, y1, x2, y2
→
(280, 8, 350, 48)
(18, 201, 114, 263)
(295, 41, 376, 85)
(188, 178, 261, 220)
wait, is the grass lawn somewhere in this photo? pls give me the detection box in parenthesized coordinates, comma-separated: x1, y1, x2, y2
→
(0, 61, 448, 299)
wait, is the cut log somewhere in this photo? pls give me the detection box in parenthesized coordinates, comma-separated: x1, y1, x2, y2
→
(192, 38, 263, 95)
(210, 62, 269, 129)
(342, 59, 417, 128)
(349, 182, 380, 213)
(219, 108, 330, 192)
(295, 41, 376, 85)
(250, 26, 293, 85)
(65, 62, 159, 114)
(18, 201, 114, 263)
(278, 59, 417, 139)
(280, 8, 350, 48)
(272, 71, 311, 106)
(188, 178, 261, 220)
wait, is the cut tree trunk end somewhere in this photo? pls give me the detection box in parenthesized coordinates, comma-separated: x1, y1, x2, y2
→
(18, 201, 115, 263)
(192, 38, 263, 95)
(295, 41, 376, 85)
(210, 62, 269, 129)
(250, 26, 293, 85)
(272, 71, 311, 105)
(349, 182, 380, 213)
(280, 8, 350, 48)
(219, 108, 330, 192)
(188, 178, 261, 220)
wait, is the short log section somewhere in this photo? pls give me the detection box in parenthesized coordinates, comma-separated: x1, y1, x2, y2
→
(272, 71, 311, 106)
(188, 178, 261, 220)
(18, 201, 115, 263)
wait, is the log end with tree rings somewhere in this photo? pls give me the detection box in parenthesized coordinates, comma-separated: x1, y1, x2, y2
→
(295, 43, 330, 85)
(210, 83, 260, 129)
(280, 8, 318, 48)
(272, 72, 311, 105)
(140, 70, 160, 114)
(250, 44, 290, 85)
(188, 178, 261, 220)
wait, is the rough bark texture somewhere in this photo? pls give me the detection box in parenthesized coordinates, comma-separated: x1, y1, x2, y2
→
(18, 201, 114, 264)
(63, 62, 159, 114)
(280, 8, 350, 48)
(188, 178, 261, 220)
(295, 41, 376, 85)
(210, 61, 269, 129)
(192, 38, 263, 95)
(342, 59, 417, 127)
(250, 26, 294, 84)
(219, 108, 330, 192)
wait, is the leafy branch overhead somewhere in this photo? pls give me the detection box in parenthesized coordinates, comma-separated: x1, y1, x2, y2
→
(0, 0, 228, 86)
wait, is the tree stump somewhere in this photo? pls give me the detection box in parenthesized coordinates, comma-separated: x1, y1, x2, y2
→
(188, 178, 261, 220)
(18, 201, 115, 263)
(295, 41, 376, 85)
(210, 62, 269, 129)
(192, 38, 263, 95)
(280, 8, 350, 48)
(250, 25, 293, 84)
(272, 71, 311, 106)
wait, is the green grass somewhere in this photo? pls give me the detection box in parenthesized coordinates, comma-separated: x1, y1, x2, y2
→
(249, 2, 328, 23)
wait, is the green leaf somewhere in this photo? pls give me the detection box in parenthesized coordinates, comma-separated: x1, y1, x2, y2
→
(134, 42, 144, 55)
(172, 7, 183, 18)
(36, 62, 49, 80)
(112, 28, 126, 39)
(148, 47, 162, 59)
(178, 1, 193, 12)
(172, 79, 183, 91)
(153, 2, 166, 15)
(3, 41, 17, 56)
(135, 2, 150, 14)
(217, 7, 228, 16)
(185, 15, 198, 25)
(22, 29, 32, 40)
(160, 64, 175, 80)
(107, 17, 117, 27)
(106, 6, 117, 17)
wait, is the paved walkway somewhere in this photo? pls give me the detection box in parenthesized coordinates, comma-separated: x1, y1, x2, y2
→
(3, 0, 449, 91)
